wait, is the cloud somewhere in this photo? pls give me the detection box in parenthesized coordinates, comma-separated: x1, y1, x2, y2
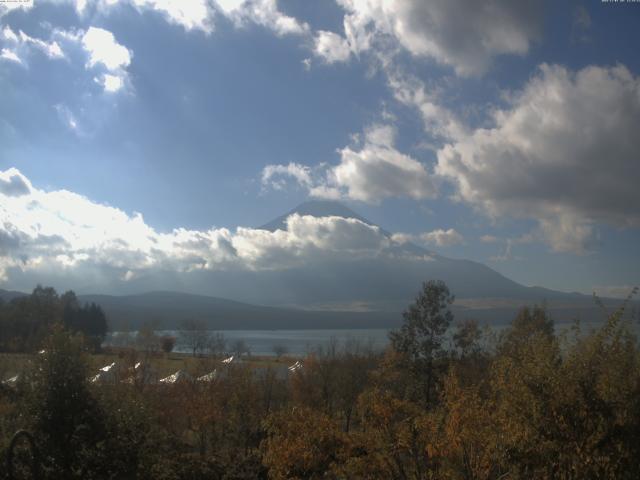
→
(315, 0, 541, 76)
(0, 168, 397, 284)
(392, 229, 464, 247)
(420, 228, 464, 247)
(314, 30, 351, 64)
(81, 27, 131, 92)
(214, 0, 308, 36)
(436, 64, 640, 254)
(0, 26, 65, 65)
(0, 0, 33, 18)
(0, 48, 21, 64)
(82, 27, 131, 70)
(0, 168, 31, 197)
(262, 163, 312, 191)
(388, 73, 467, 143)
(487, 234, 534, 262)
(131, 0, 212, 32)
(75, 0, 213, 33)
(480, 234, 499, 243)
(262, 124, 438, 203)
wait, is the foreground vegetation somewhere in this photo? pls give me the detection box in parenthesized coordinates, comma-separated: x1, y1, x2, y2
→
(1, 281, 639, 479)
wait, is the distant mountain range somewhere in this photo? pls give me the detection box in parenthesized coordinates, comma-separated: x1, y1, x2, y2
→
(0, 201, 631, 330)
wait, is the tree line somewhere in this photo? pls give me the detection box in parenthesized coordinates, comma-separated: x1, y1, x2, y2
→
(0, 281, 639, 479)
(0, 285, 108, 353)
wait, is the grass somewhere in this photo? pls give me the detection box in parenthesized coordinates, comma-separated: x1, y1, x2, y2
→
(0, 350, 295, 382)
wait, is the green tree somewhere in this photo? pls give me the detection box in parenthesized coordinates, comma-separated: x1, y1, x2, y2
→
(389, 279, 454, 405)
(28, 326, 106, 478)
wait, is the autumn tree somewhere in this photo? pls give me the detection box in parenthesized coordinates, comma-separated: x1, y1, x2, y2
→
(262, 406, 347, 480)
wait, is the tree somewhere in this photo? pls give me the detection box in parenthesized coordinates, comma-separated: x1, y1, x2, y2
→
(389, 279, 454, 406)
(160, 335, 177, 355)
(231, 338, 250, 358)
(28, 326, 106, 477)
(180, 319, 211, 357)
(452, 318, 483, 359)
(272, 344, 288, 359)
(498, 305, 554, 358)
(136, 322, 160, 356)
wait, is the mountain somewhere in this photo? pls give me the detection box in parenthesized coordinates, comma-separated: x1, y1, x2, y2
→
(0, 201, 627, 330)
(260, 200, 383, 233)
(77, 291, 395, 331)
(258, 201, 576, 302)
(0, 288, 27, 303)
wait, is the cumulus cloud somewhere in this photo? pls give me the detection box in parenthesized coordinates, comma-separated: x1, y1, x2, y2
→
(392, 229, 464, 247)
(420, 229, 464, 247)
(262, 124, 438, 204)
(82, 27, 131, 70)
(437, 64, 640, 254)
(314, 0, 541, 76)
(80, 27, 131, 92)
(0, 168, 396, 284)
(314, 30, 351, 64)
(0, 168, 31, 197)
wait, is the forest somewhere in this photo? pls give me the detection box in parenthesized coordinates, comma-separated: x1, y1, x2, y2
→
(0, 281, 639, 479)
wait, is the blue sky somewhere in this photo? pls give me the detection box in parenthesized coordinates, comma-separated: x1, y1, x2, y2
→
(1, 0, 639, 299)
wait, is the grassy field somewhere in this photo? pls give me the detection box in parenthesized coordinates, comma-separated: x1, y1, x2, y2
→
(0, 350, 293, 382)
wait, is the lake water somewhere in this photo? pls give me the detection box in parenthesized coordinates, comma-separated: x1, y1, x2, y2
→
(105, 319, 636, 357)
(107, 329, 392, 357)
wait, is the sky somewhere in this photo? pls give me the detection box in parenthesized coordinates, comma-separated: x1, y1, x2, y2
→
(1, 0, 639, 299)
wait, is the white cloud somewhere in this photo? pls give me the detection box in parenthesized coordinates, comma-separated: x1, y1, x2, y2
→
(100, 73, 124, 92)
(74, 0, 213, 33)
(332, 125, 437, 203)
(0, 0, 33, 17)
(0, 48, 21, 64)
(315, 0, 541, 76)
(437, 64, 640, 254)
(131, 0, 212, 32)
(420, 228, 464, 247)
(82, 27, 131, 70)
(214, 0, 308, 36)
(388, 72, 467, 142)
(314, 30, 351, 64)
(261, 163, 312, 191)
(391, 228, 464, 247)
(81, 27, 131, 92)
(262, 124, 438, 204)
(0, 168, 397, 284)
(0, 168, 31, 197)
(0, 26, 65, 65)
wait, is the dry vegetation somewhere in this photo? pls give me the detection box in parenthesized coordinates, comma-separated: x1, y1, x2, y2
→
(1, 282, 639, 479)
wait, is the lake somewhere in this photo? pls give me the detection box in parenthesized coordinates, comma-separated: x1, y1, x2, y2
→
(104, 319, 635, 357)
